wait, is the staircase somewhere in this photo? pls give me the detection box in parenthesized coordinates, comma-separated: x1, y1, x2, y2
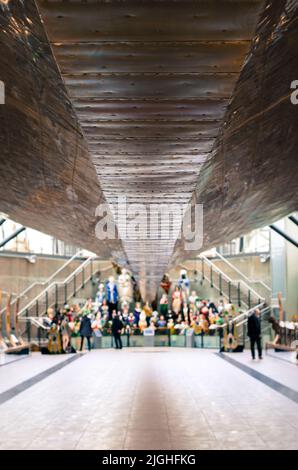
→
(195, 255, 273, 344)
(195, 254, 266, 310)
(211, 250, 272, 304)
(0, 250, 86, 319)
(18, 256, 95, 317)
(174, 254, 272, 349)
(224, 304, 273, 348)
(16, 255, 106, 344)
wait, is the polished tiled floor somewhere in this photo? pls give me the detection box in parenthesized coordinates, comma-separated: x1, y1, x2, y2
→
(222, 350, 298, 391)
(0, 353, 73, 394)
(0, 348, 297, 450)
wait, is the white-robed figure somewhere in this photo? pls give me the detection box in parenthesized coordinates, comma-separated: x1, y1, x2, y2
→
(189, 290, 200, 312)
(178, 269, 190, 300)
(95, 283, 106, 308)
(118, 268, 132, 305)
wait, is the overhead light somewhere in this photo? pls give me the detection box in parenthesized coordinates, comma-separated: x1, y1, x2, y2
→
(26, 255, 37, 264)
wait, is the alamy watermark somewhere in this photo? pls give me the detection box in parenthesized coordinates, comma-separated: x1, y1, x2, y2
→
(95, 197, 203, 251)
(0, 81, 4, 104)
(290, 80, 298, 104)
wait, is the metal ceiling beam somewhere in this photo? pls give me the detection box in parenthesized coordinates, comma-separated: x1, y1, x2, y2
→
(0, 226, 26, 249)
(270, 225, 298, 249)
(289, 215, 298, 228)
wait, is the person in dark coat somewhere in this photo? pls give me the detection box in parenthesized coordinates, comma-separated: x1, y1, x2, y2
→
(111, 311, 124, 349)
(247, 308, 263, 359)
(79, 314, 93, 352)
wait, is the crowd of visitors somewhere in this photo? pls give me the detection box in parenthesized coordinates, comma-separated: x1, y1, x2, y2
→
(42, 270, 298, 360)
(43, 268, 239, 353)
(87, 268, 237, 336)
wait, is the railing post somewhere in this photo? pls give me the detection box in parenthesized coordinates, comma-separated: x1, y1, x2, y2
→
(237, 282, 241, 307)
(55, 283, 58, 307)
(201, 258, 205, 281)
(73, 275, 76, 297)
(248, 290, 251, 309)
(219, 273, 223, 295)
(26, 309, 31, 343)
(127, 330, 130, 347)
(90, 259, 93, 281)
(168, 328, 171, 347)
(210, 265, 213, 288)
(228, 281, 231, 303)
(243, 321, 247, 349)
(36, 299, 39, 317)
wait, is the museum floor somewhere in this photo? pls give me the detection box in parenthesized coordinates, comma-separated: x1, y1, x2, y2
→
(0, 349, 297, 450)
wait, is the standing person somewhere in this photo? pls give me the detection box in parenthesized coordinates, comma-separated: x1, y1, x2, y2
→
(106, 276, 118, 318)
(79, 313, 93, 352)
(216, 312, 225, 352)
(53, 307, 63, 326)
(111, 312, 124, 350)
(61, 314, 72, 353)
(247, 308, 263, 360)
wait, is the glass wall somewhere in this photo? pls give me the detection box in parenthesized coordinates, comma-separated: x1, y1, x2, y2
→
(0, 217, 81, 256)
(216, 227, 270, 257)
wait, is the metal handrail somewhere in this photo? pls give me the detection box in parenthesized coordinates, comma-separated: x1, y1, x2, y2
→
(200, 254, 265, 301)
(214, 250, 272, 293)
(215, 303, 267, 329)
(0, 249, 84, 316)
(63, 257, 93, 284)
(173, 262, 251, 309)
(18, 261, 116, 330)
(200, 254, 234, 283)
(198, 268, 249, 310)
(234, 306, 270, 328)
(18, 316, 50, 330)
(17, 256, 95, 317)
(233, 303, 267, 325)
(44, 250, 85, 283)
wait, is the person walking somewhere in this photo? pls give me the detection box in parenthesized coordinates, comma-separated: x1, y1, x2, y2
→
(247, 308, 263, 360)
(79, 313, 93, 352)
(111, 311, 124, 349)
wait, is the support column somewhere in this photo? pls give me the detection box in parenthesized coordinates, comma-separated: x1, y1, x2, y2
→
(270, 215, 298, 319)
